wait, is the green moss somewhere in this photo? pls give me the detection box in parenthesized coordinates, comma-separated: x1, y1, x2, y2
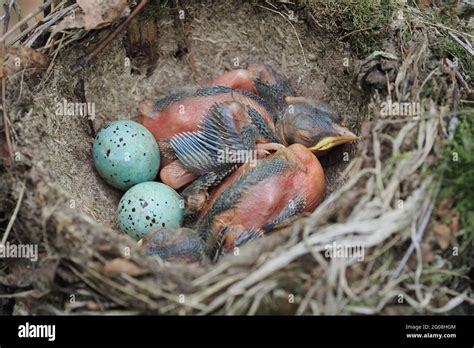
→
(406, 1, 473, 82)
(419, 77, 449, 102)
(440, 113, 474, 223)
(302, 0, 398, 57)
(408, 0, 473, 29)
(139, 0, 174, 21)
(432, 36, 474, 82)
(420, 266, 469, 287)
(438, 111, 474, 263)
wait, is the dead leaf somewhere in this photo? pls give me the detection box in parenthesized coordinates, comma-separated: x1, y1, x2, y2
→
(52, 0, 130, 36)
(6, 46, 49, 74)
(436, 197, 453, 216)
(433, 222, 452, 250)
(102, 258, 146, 276)
(421, 242, 435, 263)
(79, 0, 130, 30)
(433, 197, 460, 251)
(51, 15, 86, 36)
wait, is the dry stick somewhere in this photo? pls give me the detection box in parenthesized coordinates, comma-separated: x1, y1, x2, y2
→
(1, 181, 26, 246)
(406, 6, 474, 39)
(0, 0, 53, 162)
(40, 32, 65, 88)
(388, 189, 436, 282)
(74, 78, 95, 137)
(0, 0, 52, 43)
(0, 51, 12, 161)
(445, 59, 473, 97)
(0, 88, 10, 164)
(449, 32, 474, 56)
(2, 2, 11, 35)
(338, 26, 374, 41)
(71, 0, 150, 73)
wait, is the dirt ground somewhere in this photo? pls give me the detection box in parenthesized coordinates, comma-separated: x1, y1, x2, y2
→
(11, 0, 364, 233)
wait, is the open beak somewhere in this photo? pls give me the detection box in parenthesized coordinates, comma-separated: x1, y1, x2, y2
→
(308, 124, 358, 153)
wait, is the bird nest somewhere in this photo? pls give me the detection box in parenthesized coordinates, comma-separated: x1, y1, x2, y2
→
(0, 0, 472, 314)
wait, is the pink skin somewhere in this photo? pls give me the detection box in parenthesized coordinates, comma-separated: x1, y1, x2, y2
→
(209, 68, 256, 92)
(160, 161, 198, 189)
(139, 95, 272, 143)
(142, 65, 298, 190)
(138, 64, 280, 151)
(200, 144, 326, 252)
(160, 142, 284, 189)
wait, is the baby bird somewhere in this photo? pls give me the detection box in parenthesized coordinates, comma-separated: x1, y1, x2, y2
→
(138, 64, 356, 191)
(141, 144, 325, 263)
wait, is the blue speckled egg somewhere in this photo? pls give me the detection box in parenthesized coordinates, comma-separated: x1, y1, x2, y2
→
(117, 182, 184, 240)
(93, 120, 160, 190)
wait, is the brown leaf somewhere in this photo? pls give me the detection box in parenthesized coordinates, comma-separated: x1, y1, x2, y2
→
(51, 15, 86, 36)
(436, 197, 453, 216)
(52, 0, 129, 36)
(6, 46, 49, 74)
(79, 0, 130, 30)
(433, 222, 452, 250)
(102, 258, 146, 276)
(421, 242, 435, 263)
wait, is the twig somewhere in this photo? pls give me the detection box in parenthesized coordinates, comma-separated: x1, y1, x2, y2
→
(1, 52, 12, 162)
(1, 181, 26, 246)
(448, 32, 474, 56)
(388, 188, 436, 282)
(74, 78, 95, 137)
(40, 33, 65, 87)
(14, 1, 76, 48)
(444, 58, 473, 97)
(2, 1, 12, 35)
(0, 0, 52, 162)
(406, 7, 474, 39)
(0, 0, 52, 44)
(338, 27, 374, 41)
(0, 0, 14, 23)
(71, 0, 150, 73)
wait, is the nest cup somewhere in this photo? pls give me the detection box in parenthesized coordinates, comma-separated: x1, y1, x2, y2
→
(1, 0, 471, 315)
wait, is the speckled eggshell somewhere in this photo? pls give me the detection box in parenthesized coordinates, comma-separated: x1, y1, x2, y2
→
(117, 182, 184, 240)
(93, 120, 160, 190)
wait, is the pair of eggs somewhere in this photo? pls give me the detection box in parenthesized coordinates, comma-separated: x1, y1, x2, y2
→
(93, 120, 184, 240)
